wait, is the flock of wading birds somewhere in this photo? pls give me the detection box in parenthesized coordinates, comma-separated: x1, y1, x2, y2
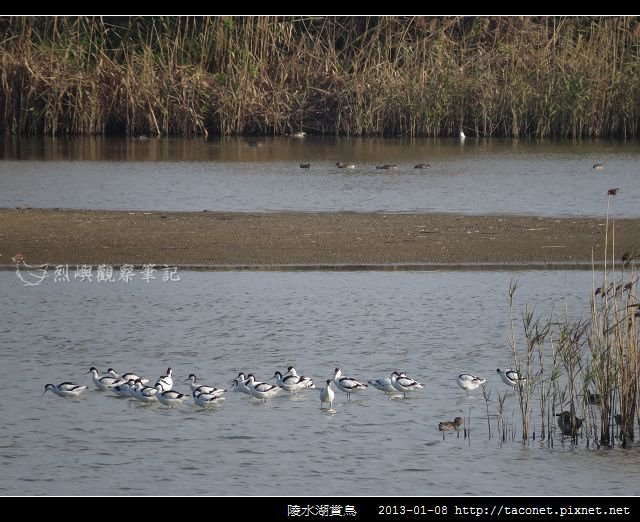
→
(39, 148, 619, 437)
(42, 366, 585, 436)
(40, 144, 621, 438)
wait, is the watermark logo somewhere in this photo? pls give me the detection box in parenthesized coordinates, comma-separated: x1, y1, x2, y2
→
(11, 253, 49, 287)
(11, 253, 180, 287)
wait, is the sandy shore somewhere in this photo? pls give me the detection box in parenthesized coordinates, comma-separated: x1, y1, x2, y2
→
(1, 208, 638, 268)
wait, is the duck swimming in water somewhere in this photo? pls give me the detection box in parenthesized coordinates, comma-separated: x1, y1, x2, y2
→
(439, 417, 464, 431)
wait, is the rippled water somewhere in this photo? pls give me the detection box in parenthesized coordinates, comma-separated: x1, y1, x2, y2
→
(0, 137, 638, 217)
(2, 269, 638, 496)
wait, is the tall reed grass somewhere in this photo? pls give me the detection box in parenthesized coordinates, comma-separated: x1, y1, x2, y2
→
(502, 193, 638, 447)
(1, 16, 640, 137)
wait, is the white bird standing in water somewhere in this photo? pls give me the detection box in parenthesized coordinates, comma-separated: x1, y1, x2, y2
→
(155, 368, 173, 392)
(368, 372, 406, 394)
(456, 374, 487, 396)
(496, 368, 526, 387)
(154, 386, 188, 407)
(107, 368, 149, 385)
(390, 371, 424, 398)
(42, 382, 88, 398)
(87, 367, 125, 390)
(130, 380, 159, 403)
(231, 372, 252, 395)
(245, 374, 282, 402)
(459, 130, 466, 140)
(272, 371, 314, 393)
(193, 390, 226, 409)
(283, 366, 315, 388)
(111, 381, 133, 397)
(320, 379, 335, 409)
(184, 374, 226, 398)
(333, 368, 368, 400)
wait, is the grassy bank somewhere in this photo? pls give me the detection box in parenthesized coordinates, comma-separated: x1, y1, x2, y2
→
(1, 16, 640, 137)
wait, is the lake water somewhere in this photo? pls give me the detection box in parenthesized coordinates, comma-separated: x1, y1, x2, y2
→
(2, 138, 637, 497)
(0, 137, 638, 217)
(2, 269, 638, 496)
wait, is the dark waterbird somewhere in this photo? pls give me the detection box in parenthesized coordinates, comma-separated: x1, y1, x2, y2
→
(556, 411, 583, 436)
(622, 251, 638, 267)
(607, 188, 620, 196)
(587, 391, 602, 406)
(614, 414, 634, 440)
(594, 280, 630, 298)
(439, 416, 464, 431)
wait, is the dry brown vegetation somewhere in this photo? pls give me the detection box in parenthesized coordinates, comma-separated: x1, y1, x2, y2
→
(1, 16, 640, 137)
(503, 196, 638, 447)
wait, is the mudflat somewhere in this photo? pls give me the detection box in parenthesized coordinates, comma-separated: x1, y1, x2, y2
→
(1, 208, 638, 268)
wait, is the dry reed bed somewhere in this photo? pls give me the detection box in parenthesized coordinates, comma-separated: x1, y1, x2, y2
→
(1, 16, 640, 137)
(497, 196, 638, 448)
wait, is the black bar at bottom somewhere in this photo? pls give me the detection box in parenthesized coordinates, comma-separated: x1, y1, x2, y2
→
(7, 496, 639, 519)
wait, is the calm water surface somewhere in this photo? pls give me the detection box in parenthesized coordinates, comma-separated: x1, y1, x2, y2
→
(0, 137, 638, 217)
(1, 269, 638, 496)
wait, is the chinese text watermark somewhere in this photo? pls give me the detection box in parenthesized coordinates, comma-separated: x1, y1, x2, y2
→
(11, 254, 180, 287)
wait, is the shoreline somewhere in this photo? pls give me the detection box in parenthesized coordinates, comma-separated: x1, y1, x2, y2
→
(1, 208, 638, 268)
(0, 263, 605, 272)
